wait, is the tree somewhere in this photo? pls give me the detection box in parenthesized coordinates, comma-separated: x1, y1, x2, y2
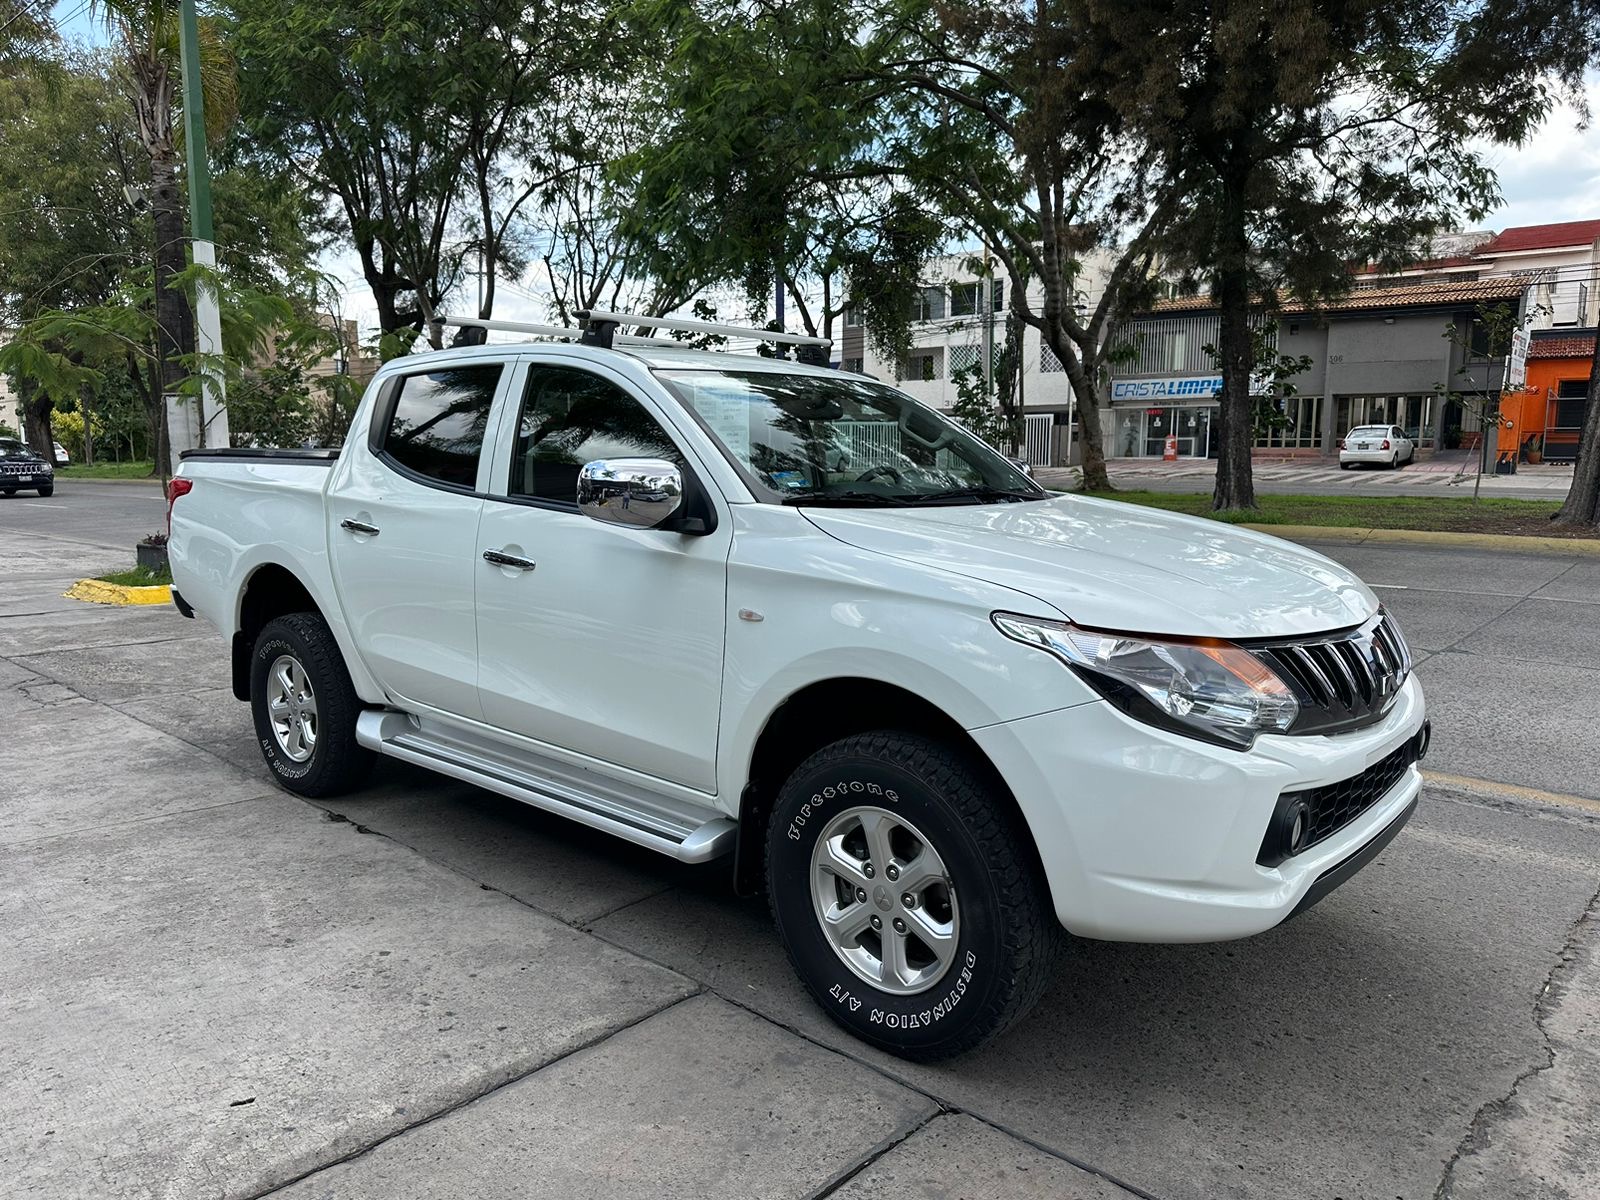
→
(96, 0, 238, 466)
(1066, 0, 1557, 510)
(0, 49, 143, 455)
(230, 0, 613, 350)
(622, 0, 1175, 489)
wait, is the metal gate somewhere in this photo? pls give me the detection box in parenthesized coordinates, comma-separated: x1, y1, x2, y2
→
(1022, 413, 1054, 466)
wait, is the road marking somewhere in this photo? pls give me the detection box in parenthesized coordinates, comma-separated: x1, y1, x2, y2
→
(1423, 770, 1600, 816)
(1369, 583, 1409, 590)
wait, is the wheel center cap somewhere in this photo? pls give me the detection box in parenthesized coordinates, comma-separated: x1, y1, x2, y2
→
(872, 884, 894, 912)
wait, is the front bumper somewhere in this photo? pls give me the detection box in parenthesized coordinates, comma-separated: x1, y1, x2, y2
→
(970, 673, 1427, 942)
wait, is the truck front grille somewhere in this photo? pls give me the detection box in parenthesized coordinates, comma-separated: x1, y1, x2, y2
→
(1251, 610, 1412, 735)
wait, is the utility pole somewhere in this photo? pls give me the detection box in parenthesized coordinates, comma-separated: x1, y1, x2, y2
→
(176, 0, 228, 458)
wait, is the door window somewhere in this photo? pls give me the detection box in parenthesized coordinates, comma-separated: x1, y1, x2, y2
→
(508, 366, 684, 505)
(379, 365, 502, 488)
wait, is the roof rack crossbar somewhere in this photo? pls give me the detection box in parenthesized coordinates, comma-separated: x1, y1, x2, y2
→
(429, 311, 835, 368)
(576, 309, 831, 349)
(435, 315, 579, 340)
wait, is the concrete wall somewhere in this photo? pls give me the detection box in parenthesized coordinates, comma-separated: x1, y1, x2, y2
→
(1322, 313, 1457, 396)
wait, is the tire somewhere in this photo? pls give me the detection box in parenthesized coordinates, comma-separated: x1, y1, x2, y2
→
(1339, 462, 1351, 471)
(1, 488, 14, 496)
(766, 732, 1062, 1061)
(36, 485, 53, 496)
(249, 612, 373, 797)
(1390, 453, 1400, 470)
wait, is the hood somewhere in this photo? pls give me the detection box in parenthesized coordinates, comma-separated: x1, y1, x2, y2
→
(802, 494, 1376, 640)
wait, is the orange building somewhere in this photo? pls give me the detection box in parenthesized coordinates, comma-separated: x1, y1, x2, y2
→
(1501, 332, 1596, 463)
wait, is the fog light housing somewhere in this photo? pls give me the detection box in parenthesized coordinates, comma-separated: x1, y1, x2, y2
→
(1259, 796, 1313, 868)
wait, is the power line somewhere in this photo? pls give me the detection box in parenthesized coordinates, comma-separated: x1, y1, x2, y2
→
(0, 0, 55, 36)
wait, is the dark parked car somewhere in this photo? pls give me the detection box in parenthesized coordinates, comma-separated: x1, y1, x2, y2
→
(0, 437, 55, 497)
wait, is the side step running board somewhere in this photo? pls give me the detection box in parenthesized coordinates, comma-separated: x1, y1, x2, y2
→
(355, 711, 736, 864)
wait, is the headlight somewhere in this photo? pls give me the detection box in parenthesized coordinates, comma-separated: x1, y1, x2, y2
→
(993, 613, 1299, 748)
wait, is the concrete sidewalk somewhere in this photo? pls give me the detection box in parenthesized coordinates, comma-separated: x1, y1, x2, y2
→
(4, 522, 1600, 1199)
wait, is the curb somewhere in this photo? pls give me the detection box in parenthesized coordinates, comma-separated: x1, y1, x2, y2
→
(1243, 524, 1600, 557)
(65, 579, 173, 606)
(56, 475, 165, 486)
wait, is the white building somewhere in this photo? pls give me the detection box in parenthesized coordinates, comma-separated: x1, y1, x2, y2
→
(1357, 219, 1599, 328)
(838, 247, 1118, 464)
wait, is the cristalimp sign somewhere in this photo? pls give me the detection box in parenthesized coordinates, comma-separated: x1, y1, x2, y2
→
(1111, 375, 1223, 402)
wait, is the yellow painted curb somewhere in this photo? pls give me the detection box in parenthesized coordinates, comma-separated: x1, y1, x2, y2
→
(1423, 770, 1600, 817)
(1242, 523, 1600, 557)
(65, 579, 173, 606)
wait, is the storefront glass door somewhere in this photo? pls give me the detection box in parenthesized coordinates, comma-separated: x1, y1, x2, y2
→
(1117, 406, 1213, 458)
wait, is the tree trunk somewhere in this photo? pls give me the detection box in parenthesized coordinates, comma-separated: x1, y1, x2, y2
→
(1553, 333, 1600, 526)
(1069, 370, 1111, 490)
(1212, 170, 1256, 511)
(151, 149, 191, 470)
(20, 377, 53, 456)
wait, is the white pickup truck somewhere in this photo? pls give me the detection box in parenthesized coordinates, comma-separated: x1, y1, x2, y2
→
(169, 315, 1429, 1060)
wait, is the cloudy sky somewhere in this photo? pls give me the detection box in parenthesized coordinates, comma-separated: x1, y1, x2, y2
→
(50, 3, 1600, 336)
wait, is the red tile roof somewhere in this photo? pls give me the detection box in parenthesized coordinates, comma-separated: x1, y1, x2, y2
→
(1353, 256, 1477, 275)
(1145, 277, 1527, 317)
(1479, 220, 1600, 255)
(1529, 334, 1596, 360)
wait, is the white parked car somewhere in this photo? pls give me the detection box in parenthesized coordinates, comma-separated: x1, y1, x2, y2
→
(53, 441, 70, 466)
(1339, 424, 1415, 469)
(167, 312, 1428, 1060)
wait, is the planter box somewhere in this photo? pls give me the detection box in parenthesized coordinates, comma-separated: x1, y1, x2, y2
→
(136, 541, 168, 574)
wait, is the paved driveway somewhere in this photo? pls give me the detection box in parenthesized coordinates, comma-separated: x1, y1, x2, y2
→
(3, 484, 1597, 1199)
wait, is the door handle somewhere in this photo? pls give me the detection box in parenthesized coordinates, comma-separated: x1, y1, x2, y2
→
(482, 548, 537, 571)
(340, 518, 380, 536)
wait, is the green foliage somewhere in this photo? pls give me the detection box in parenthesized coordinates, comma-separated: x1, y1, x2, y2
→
(1201, 322, 1315, 441)
(224, 363, 315, 447)
(947, 359, 1018, 451)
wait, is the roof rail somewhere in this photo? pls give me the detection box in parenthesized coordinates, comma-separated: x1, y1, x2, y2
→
(432, 311, 834, 367)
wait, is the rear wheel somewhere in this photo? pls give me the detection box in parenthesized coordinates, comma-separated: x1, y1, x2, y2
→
(250, 612, 372, 797)
(766, 731, 1061, 1061)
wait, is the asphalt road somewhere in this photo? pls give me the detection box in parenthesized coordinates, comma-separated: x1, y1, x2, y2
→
(3, 484, 1597, 1200)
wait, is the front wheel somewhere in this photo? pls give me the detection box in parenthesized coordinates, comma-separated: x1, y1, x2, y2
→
(250, 612, 373, 797)
(766, 732, 1061, 1061)
(36, 484, 53, 496)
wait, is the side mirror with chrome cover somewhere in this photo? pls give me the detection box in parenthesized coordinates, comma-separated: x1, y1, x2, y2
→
(577, 458, 687, 530)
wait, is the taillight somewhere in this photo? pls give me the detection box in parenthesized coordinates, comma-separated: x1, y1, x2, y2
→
(1381, 439, 1391, 450)
(167, 477, 193, 535)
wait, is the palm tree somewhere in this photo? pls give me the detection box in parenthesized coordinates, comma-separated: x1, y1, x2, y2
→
(95, 0, 234, 470)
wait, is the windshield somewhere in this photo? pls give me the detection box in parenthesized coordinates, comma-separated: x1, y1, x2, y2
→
(0, 438, 31, 459)
(656, 369, 1045, 506)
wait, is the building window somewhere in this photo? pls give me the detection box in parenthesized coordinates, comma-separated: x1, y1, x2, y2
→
(948, 344, 980, 374)
(897, 348, 943, 381)
(950, 283, 979, 317)
(1254, 395, 1324, 449)
(1041, 342, 1065, 373)
(909, 287, 946, 324)
(842, 356, 865, 375)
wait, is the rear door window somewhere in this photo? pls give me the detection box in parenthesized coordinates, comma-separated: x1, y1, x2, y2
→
(379, 364, 503, 488)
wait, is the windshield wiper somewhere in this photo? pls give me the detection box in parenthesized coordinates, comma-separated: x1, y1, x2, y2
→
(900, 486, 1041, 505)
(780, 490, 903, 506)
